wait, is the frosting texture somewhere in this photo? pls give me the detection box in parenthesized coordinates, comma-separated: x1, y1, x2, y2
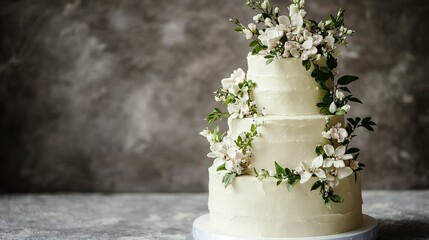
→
(208, 167, 363, 237)
(247, 54, 324, 116)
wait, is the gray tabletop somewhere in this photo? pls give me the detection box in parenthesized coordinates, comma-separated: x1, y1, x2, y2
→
(0, 191, 428, 240)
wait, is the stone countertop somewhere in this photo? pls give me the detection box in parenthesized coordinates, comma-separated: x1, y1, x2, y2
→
(0, 191, 428, 240)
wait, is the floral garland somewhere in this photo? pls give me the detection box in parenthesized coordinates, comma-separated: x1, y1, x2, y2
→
(201, 69, 259, 187)
(201, 0, 376, 207)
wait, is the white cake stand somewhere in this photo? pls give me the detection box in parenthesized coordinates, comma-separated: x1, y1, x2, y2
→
(193, 214, 378, 240)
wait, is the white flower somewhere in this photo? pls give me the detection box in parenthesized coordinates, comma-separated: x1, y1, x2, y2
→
(341, 104, 351, 112)
(278, 15, 291, 28)
(322, 123, 348, 143)
(200, 129, 214, 143)
(261, 0, 270, 10)
(274, 7, 280, 14)
(258, 26, 284, 50)
(269, 170, 275, 177)
(324, 35, 335, 49)
(243, 28, 253, 40)
(264, 18, 274, 27)
(288, 4, 306, 31)
(253, 14, 263, 23)
(336, 90, 345, 101)
(221, 68, 246, 94)
(248, 23, 257, 32)
(346, 29, 354, 35)
(350, 160, 359, 170)
(296, 155, 326, 183)
(329, 102, 337, 113)
(322, 144, 353, 168)
(301, 53, 308, 61)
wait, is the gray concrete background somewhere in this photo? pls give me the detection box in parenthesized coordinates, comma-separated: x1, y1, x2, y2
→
(0, 0, 428, 192)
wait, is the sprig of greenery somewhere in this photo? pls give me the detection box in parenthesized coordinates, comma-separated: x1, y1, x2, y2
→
(222, 172, 236, 188)
(235, 124, 258, 155)
(204, 125, 226, 143)
(205, 108, 230, 124)
(271, 162, 300, 191)
(310, 180, 344, 209)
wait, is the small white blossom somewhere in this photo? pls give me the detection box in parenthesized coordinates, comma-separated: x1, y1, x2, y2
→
(329, 102, 337, 113)
(336, 90, 345, 101)
(269, 170, 275, 177)
(341, 104, 351, 113)
(253, 14, 263, 23)
(264, 18, 274, 27)
(295, 155, 326, 183)
(221, 68, 246, 94)
(322, 123, 348, 143)
(199, 129, 214, 144)
(258, 26, 284, 50)
(248, 23, 257, 32)
(274, 7, 280, 13)
(243, 28, 253, 40)
(350, 160, 359, 170)
(324, 35, 335, 49)
(322, 144, 353, 168)
(261, 0, 270, 10)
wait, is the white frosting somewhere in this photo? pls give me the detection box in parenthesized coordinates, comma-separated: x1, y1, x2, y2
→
(207, 55, 363, 237)
(208, 167, 363, 237)
(229, 115, 344, 171)
(247, 54, 324, 116)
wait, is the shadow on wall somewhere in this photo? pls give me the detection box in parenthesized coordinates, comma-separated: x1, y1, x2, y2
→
(1, 0, 429, 192)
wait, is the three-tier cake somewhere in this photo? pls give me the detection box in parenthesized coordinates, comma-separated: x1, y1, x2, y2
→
(197, 0, 377, 238)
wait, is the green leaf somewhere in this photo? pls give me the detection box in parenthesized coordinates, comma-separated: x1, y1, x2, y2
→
(327, 54, 337, 69)
(302, 59, 311, 71)
(217, 163, 227, 171)
(266, 58, 274, 65)
(249, 40, 259, 47)
(339, 87, 351, 93)
(222, 173, 236, 188)
(274, 161, 287, 176)
(335, 109, 347, 115)
(345, 148, 360, 154)
(315, 145, 324, 155)
(348, 97, 363, 104)
(264, 55, 274, 59)
(234, 27, 243, 32)
(330, 194, 344, 203)
(276, 179, 282, 186)
(338, 75, 359, 85)
(311, 180, 323, 191)
(250, 124, 256, 133)
(363, 125, 374, 131)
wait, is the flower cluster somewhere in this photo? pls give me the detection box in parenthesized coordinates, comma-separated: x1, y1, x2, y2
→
(200, 124, 259, 187)
(214, 68, 257, 119)
(322, 122, 348, 143)
(231, 0, 354, 64)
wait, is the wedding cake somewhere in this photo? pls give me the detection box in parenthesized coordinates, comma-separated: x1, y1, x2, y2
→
(199, 0, 376, 238)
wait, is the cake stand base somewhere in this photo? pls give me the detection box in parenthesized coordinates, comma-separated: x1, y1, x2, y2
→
(192, 214, 378, 240)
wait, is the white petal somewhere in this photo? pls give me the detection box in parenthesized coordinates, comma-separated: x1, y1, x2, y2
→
(329, 102, 337, 113)
(213, 158, 225, 167)
(333, 160, 345, 168)
(227, 148, 237, 159)
(225, 161, 233, 171)
(336, 145, 346, 156)
(337, 167, 353, 179)
(323, 144, 335, 156)
(342, 154, 354, 160)
(323, 158, 333, 168)
(278, 15, 290, 26)
(291, 13, 303, 27)
(300, 171, 312, 183)
(314, 169, 326, 179)
(312, 155, 324, 168)
(302, 39, 313, 50)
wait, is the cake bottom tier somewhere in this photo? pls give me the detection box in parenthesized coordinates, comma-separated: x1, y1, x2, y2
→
(208, 167, 363, 237)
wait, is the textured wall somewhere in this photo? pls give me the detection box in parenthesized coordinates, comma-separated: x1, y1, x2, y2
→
(0, 0, 428, 192)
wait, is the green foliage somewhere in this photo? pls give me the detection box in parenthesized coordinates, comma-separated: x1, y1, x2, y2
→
(234, 124, 258, 154)
(222, 173, 236, 188)
(302, 59, 312, 71)
(338, 75, 359, 85)
(205, 108, 230, 124)
(272, 162, 300, 191)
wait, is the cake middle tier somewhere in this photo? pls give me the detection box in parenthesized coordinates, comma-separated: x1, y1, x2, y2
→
(229, 115, 343, 171)
(247, 54, 324, 116)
